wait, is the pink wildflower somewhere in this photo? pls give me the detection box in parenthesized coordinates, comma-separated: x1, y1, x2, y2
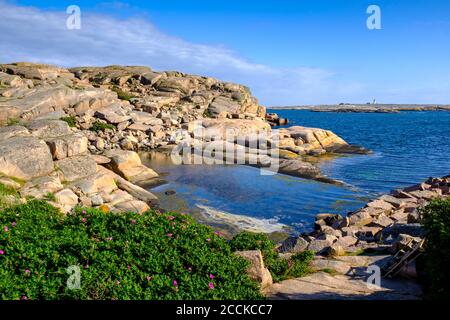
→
(131, 219, 136, 224)
(146, 276, 152, 281)
(81, 218, 86, 223)
(25, 269, 30, 274)
(206, 238, 211, 242)
(167, 233, 173, 238)
(12, 221, 17, 227)
(3, 226, 8, 232)
(0, 250, 4, 255)
(82, 210, 87, 215)
(208, 282, 214, 290)
(20, 295, 28, 300)
(173, 280, 178, 287)
(209, 274, 214, 279)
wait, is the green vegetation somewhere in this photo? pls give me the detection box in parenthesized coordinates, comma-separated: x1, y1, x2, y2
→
(230, 231, 314, 282)
(43, 192, 56, 202)
(420, 197, 450, 300)
(111, 86, 135, 101)
(0, 201, 262, 300)
(89, 121, 116, 133)
(344, 248, 365, 256)
(318, 268, 340, 276)
(7, 118, 20, 126)
(203, 109, 212, 118)
(60, 116, 77, 128)
(0, 183, 20, 210)
(0, 183, 18, 197)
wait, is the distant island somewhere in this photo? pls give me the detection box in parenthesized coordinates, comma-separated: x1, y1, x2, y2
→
(270, 104, 450, 113)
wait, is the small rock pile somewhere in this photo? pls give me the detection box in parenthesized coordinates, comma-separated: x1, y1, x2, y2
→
(280, 175, 450, 259)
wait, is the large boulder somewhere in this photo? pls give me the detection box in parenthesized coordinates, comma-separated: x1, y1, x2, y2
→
(0, 136, 54, 180)
(69, 65, 152, 84)
(98, 166, 158, 205)
(46, 133, 88, 160)
(55, 155, 98, 182)
(103, 150, 158, 184)
(54, 188, 79, 213)
(19, 174, 63, 198)
(235, 250, 273, 289)
(154, 76, 197, 95)
(0, 62, 74, 80)
(112, 200, 150, 214)
(279, 236, 309, 253)
(95, 105, 131, 124)
(207, 96, 241, 117)
(191, 119, 271, 141)
(278, 158, 321, 179)
(279, 126, 348, 152)
(0, 125, 30, 141)
(70, 167, 118, 196)
(28, 119, 71, 138)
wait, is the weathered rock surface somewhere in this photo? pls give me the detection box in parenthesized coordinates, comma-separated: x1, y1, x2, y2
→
(0, 136, 54, 180)
(0, 125, 30, 141)
(103, 149, 158, 184)
(28, 119, 72, 138)
(20, 174, 63, 199)
(264, 271, 422, 300)
(54, 188, 79, 213)
(235, 250, 273, 289)
(55, 155, 98, 182)
(46, 133, 88, 160)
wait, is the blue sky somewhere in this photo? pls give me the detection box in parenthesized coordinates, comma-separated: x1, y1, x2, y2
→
(1, 0, 450, 105)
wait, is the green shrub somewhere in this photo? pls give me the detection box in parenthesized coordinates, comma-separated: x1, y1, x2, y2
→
(111, 87, 135, 101)
(230, 231, 313, 282)
(0, 183, 18, 198)
(0, 201, 262, 300)
(89, 121, 116, 133)
(43, 192, 56, 202)
(60, 116, 77, 128)
(420, 197, 450, 299)
(0, 183, 20, 210)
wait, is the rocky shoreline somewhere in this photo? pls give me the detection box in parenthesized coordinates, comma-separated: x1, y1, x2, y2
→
(272, 104, 450, 113)
(244, 175, 449, 299)
(0, 62, 368, 216)
(1, 62, 448, 299)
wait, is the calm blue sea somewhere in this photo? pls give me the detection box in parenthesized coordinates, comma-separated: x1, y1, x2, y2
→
(144, 110, 450, 234)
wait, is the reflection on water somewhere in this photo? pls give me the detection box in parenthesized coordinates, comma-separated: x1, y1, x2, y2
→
(140, 151, 367, 235)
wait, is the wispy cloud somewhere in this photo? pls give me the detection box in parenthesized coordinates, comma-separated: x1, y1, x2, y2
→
(0, 1, 363, 105)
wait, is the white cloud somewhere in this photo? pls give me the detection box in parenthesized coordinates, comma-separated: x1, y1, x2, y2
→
(0, 1, 363, 105)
